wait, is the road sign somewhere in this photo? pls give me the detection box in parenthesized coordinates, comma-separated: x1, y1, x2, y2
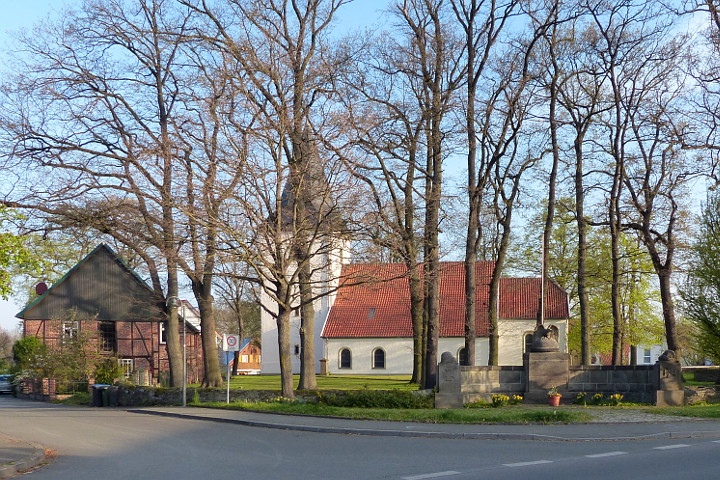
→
(223, 334, 241, 352)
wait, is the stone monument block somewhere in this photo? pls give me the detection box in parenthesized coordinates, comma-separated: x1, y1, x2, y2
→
(436, 352, 463, 409)
(654, 351, 684, 406)
(524, 351, 570, 403)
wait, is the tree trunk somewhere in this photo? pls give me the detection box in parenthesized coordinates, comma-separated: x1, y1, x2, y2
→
(423, 122, 443, 390)
(610, 162, 623, 366)
(297, 260, 317, 390)
(195, 281, 223, 387)
(657, 267, 680, 357)
(574, 132, 591, 365)
(276, 299, 294, 399)
(409, 268, 425, 384)
(165, 268, 183, 388)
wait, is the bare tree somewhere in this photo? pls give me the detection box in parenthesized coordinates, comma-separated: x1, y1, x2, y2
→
(0, 0, 204, 386)
(588, 0, 694, 360)
(450, 0, 521, 366)
(182, 0, 353, 396)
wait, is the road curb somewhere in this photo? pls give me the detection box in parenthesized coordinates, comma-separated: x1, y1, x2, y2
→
(125, 409, 720, 442)
(0, 442, 47, 479)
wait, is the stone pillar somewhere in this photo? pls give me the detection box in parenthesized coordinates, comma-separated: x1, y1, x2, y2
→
(524, 352, 570, 403)
(319, 359, 328, 376)
(654, 350, 684, 406)
(435, 352, 463, 409)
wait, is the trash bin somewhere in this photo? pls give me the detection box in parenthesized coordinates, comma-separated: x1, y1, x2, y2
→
(107, 386, 119, 407)
(91, 384, 110, 407)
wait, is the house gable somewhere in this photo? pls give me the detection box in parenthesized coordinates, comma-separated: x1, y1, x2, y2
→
(17, 244, 164, 323)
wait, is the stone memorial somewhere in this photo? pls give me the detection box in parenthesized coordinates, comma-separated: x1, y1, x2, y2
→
(523, 323, 570, 403)
(435, 352, 463, 409)
(655, 350, 684, 407)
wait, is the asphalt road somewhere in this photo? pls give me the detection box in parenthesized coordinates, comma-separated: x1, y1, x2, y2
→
(2, 396, 720, 480)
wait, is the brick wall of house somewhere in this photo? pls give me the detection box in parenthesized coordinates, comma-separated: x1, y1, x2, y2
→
(23, 318, 203, 384)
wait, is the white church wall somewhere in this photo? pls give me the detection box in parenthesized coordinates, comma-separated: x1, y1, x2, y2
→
(323, 321, 568, 375)
(260, 237, 349, 374)
(324, 337, 496, 375)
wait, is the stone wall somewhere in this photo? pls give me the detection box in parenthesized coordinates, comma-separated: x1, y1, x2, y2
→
(443, 356, 674, 405)
(567, 365, 656, 403)
(460, 366, 524, 403)
(684, 366, 720, 383)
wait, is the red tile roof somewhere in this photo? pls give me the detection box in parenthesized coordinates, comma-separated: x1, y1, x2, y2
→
(322, 261, 569, 338)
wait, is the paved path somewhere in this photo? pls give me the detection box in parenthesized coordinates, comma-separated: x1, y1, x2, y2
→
(127, 404, 720, 442)
(1, 402, 719, 478)
(0, 433, 47, 479)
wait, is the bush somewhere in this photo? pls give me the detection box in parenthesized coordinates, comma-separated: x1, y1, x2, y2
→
(12, 336, 46, 370)
(94, 358, 124, 384)
(573, 392, 624, 406)
(317, 390, 433, 409)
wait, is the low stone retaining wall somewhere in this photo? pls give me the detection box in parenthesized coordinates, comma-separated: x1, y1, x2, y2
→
(454, 364, 658, 404)
(567, 365, 656, 403)
(461, 366, 524, 404)
(684, 366, 720, 383)
(438, 351, 685, 406)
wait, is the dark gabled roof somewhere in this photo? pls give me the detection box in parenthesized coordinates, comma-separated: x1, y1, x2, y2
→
(321, 261, 569, 339)
(17, 244, 165, 322)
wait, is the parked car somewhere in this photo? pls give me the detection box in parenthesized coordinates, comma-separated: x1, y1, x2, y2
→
(0, 375, 14, 394)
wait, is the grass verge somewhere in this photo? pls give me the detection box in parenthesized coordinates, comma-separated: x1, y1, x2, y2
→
(650, 403, 720, 419)
(197, 401, 592, 424)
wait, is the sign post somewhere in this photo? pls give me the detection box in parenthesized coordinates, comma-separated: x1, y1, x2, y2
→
(222, 334, 241, 404)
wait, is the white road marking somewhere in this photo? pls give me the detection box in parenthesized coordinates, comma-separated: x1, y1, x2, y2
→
(586, 451, 628, 458)
(653, 444, 691, 450)
(402, 471, 462, 480)
(503, 460, 553, 468)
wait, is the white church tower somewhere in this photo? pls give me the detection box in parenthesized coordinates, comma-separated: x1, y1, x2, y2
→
(259, 132, 350, 375)
(260, 236, 350, 374)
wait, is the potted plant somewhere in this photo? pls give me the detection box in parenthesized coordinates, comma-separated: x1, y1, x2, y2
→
(548, 386, 562, 406)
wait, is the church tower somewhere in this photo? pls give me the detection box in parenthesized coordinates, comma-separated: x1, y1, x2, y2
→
(260, 130, 350, 374)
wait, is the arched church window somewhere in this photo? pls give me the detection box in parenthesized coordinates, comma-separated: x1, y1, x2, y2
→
(339, 348, 352, 369)
(457, 347, 468, 365)
(372, 348, 385, 369)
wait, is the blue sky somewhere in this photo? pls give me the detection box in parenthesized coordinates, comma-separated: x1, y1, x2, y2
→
(1, 1, 75, 332)
(0, 0, 389, 332)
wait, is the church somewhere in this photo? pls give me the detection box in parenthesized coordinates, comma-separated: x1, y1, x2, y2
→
(260, 248, 570, 375)
(260, 140, 569, 375)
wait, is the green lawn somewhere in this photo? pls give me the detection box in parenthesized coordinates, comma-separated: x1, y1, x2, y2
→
(682, 372, 717, 386)
(208, 375, 419, 391)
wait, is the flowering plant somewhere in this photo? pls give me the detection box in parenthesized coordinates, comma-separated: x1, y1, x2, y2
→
(548, 386, 560, 396)
(492, 394, 510, 407)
